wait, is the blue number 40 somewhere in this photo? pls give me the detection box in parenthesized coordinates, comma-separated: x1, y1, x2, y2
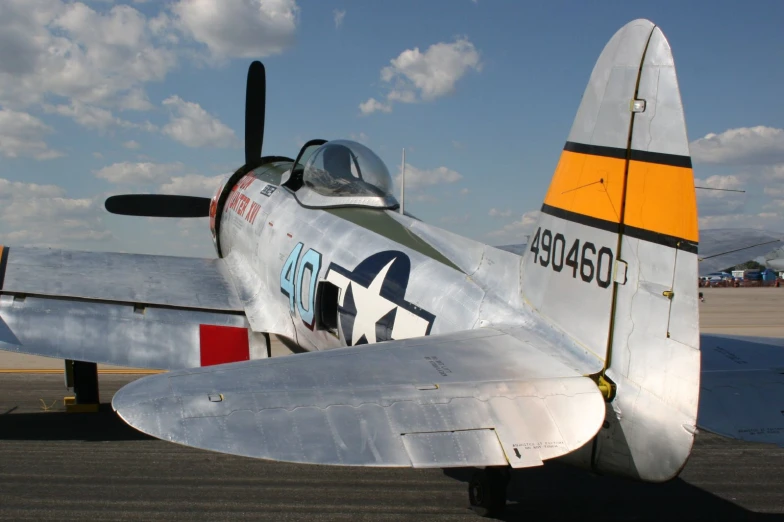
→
(280, 243, 322, 328)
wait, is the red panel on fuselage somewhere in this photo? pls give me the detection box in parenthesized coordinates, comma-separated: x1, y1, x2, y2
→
(199, 324, 250, 366)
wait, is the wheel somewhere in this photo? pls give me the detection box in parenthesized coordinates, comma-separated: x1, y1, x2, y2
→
(468, 467, 509, 517)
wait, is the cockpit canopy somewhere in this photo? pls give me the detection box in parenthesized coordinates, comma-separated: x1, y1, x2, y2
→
(292, 140, 399, 209)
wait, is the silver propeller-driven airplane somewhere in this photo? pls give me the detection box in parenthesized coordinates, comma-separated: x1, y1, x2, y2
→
(1, 19, 783, 517)
(696, 228, 784, 275)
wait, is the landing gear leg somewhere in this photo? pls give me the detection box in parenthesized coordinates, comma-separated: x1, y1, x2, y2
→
(64, 359, 100, 412)
(468, 466, 510, 517)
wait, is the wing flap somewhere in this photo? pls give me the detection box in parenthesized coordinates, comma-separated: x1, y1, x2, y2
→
(401, 430, 509, 468)
(114, 328, 606, 468)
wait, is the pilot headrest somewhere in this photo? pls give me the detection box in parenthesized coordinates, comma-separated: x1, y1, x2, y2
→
(323, 144, 353, 178)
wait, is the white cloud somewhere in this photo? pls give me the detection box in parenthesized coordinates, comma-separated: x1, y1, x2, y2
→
(0, 177, 111, 247)
(160, 173, 226, 197)
(333, 9, 345, 29)
(117, 88, 154, 111)
(0, 109, 62, 160)
(0, 178, 65, 199)
(362, 37, 481, 114)
(395, 163, 462, 189)
(460, 187, 469, 195)
(123, 140, 140, 150)
(94, 161, 184, 184)
(382, 38, 481, 100)
(161, 95, 237, 148)
(764, 165, 784, 181)
(764, 186, 784, 197)
(349, 132, 369, 144)
(359, 97, 392, 115)
(172, 0, 298, 59)
(43, 101, 156, 131)
(0, 2, 177, 110)
(0, 0, 302, 130)
(43, 102, 115, 130)
(0, 1, 305, 166)
(487, 210, 540, 244)
(699, 211, 784, 230)
(690, 126, 784, 165)
(488, 208, 512, 218)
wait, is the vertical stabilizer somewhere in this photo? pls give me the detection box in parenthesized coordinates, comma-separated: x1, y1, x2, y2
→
(521, 20, 700, 481)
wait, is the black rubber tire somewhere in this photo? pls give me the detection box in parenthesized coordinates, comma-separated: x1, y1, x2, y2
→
(468, 467, 508, 517)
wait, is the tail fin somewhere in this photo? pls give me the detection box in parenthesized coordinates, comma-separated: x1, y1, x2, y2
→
(521, 19, 700, 481)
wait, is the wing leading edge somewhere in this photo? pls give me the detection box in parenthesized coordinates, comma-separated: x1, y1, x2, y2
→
(113, 327, 606, 468)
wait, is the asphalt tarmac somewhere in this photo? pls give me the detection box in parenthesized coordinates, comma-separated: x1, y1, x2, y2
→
(0, 287, 783, 521)
(700, 286, 784, 337)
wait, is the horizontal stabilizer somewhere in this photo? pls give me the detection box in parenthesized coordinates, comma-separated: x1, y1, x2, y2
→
(114, 327, 606, 468)
(698, 334, 784, 447)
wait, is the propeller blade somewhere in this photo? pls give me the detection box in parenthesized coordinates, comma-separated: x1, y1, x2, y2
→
(245, 60, 266, 167)
(105, 195, 210, 218)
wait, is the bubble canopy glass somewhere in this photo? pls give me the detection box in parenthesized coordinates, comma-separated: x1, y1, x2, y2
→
(292, 140, 399, 209)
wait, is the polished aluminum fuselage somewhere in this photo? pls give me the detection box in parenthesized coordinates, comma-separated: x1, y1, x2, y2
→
(216, 169, 564, 355)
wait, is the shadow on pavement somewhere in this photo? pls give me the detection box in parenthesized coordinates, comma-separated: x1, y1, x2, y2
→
(444, 463, 784, 522)
(0, 406, 151, 442)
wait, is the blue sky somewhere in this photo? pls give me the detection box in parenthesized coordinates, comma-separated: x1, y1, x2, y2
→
(1, 0, 783, 258)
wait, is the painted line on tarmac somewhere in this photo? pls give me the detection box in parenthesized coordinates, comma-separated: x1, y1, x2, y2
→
(0, 369, 165, 374)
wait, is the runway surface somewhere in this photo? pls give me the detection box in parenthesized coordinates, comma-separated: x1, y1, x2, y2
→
(700, 287, 784, 337)
(0, 287, 783, 520)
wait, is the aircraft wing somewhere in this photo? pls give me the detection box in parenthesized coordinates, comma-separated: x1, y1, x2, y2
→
(113, 327, 606, 469)
(698, 228, 782, 275)
(698, 334, 784, 446)
(0, 246, 267, 369)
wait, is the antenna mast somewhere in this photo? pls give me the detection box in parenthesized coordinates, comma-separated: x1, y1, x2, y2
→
(400, 148, 406, 215)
